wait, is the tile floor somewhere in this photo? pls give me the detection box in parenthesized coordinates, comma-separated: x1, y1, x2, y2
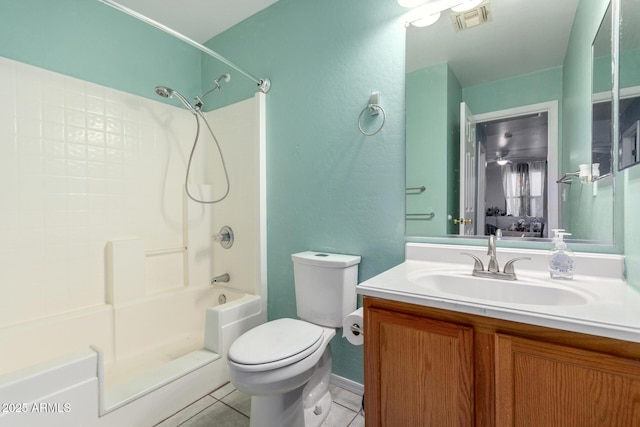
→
(154, 382, 365, 427)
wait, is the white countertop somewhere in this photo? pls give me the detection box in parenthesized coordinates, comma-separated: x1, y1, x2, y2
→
(357, 243, 640, 343)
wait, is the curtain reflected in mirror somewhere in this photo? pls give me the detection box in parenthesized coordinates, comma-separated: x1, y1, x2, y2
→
(502, 162, 546, 218)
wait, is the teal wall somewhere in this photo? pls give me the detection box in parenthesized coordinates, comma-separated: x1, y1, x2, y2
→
(204, 0, 407, 384)
(463, 67, 563, 115)
(620, 48, 640, 287)
(625, 166, 640, 287)
(406, 63, 461, 236)
(620, 48, 640, 88)
(561, 0, 618, 243)
(0, 0, 202, 106)
(4, 0, 640, 385)
(1, 0, 407, 385)
(593, 54, 612, 93)
(407, 65, 562, 237)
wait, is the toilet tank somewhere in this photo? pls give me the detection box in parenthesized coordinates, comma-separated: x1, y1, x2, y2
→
(291, 251, 361, 327)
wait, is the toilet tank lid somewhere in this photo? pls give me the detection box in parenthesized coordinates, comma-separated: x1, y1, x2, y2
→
(292, 251, 361, 268)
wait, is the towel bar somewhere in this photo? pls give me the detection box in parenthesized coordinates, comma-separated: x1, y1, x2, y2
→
(406, 212, 435, 220)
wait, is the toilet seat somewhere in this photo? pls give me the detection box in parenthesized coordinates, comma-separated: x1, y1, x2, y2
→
(228, 318, 324, 373)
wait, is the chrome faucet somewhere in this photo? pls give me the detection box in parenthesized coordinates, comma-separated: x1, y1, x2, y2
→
(487, 234, 499, 273)
(211, 273, 230, 284)
(461, 235, 531, 281)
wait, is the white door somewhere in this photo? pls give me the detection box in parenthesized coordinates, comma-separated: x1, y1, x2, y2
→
(476, 143, 486, 234)
(459, 102, 476, 235)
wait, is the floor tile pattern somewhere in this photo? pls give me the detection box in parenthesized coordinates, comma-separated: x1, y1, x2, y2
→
(155, 382, 364, 427)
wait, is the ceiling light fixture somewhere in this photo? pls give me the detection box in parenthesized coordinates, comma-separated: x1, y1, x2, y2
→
(496, 158, 510, 166)
(401, 0, 488, 28)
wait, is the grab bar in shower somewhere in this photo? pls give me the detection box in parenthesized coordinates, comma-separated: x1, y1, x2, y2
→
(145, 246, 187, 256)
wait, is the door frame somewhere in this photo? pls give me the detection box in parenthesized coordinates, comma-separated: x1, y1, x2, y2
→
(472, 101, 560, 235)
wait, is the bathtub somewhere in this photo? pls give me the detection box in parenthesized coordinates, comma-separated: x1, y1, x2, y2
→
(0, 285, 264, 427)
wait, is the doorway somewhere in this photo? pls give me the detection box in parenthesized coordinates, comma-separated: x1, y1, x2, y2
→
(478, 112, 549, 237)
(460, 101, 559, 238)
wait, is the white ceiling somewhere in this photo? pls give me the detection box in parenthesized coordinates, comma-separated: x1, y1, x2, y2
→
(113, 1, 582, 88)
(114, 0, 279, 43)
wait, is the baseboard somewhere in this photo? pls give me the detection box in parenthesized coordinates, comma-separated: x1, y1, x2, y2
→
(330, 373, 364, 396)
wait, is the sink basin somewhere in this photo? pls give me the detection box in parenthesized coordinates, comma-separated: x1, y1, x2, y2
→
(408, 272, 591, 306)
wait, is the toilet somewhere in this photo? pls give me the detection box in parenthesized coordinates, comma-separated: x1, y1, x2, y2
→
(227, 251, 361, 427)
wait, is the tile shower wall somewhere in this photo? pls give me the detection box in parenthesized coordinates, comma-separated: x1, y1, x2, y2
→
(0, 56, 194, 328)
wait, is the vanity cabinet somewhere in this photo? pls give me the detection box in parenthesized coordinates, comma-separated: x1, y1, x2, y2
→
(363, 297, 640, 427)
(365, 304, 474, 426)
(495, 334, 640, 426)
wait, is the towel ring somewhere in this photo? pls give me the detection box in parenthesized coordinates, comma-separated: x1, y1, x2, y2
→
(358, 103, 386, 136)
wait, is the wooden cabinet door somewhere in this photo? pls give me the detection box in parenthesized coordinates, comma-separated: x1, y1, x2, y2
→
(365, 307, 474, 427)
(495, 333, 640, 426)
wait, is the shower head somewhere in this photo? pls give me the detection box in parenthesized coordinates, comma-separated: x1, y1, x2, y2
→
(154, 86, 197, 114)
(214, 74, 231, 86)
(194, 74, 232, 111)
(155, 86, 173, 98)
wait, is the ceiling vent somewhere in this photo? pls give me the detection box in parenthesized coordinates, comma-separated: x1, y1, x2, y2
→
(451, 1, 492, 32)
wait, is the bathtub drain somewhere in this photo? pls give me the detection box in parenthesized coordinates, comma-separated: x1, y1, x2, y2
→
(218, 294, 227, 305)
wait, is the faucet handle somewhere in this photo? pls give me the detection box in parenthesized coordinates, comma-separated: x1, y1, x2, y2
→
(503, 257, 531, 275)
(461, 252, 484, 272)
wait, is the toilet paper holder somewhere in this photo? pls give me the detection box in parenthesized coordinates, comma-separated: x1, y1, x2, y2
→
(350, 324, 364, 337)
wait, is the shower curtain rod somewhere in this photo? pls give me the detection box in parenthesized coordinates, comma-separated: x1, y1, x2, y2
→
(97, 0, 271, 93)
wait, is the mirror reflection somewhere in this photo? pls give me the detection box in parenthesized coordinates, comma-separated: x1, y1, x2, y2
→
(405, 0, 614, 243)
(592, 3, 613, 179)
(618, 0, 640, 171)
(478, 111, 552, 238)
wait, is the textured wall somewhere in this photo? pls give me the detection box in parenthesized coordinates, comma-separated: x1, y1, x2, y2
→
(561, 0, 618, 243)
(0, 0, 202, 106)
(406, 63, 460, 236)
(463, 68, 563, 115)
(204, 0, 407, 383)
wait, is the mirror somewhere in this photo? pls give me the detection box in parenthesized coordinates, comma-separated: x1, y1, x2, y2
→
(618, 0, 640, 171)
(592, 3, 613, 179)
(405, 0, 615, 243)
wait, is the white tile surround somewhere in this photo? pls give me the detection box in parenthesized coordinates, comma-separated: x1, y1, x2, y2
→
(0, 55, 269, 426)
(0, 55, 196, 327)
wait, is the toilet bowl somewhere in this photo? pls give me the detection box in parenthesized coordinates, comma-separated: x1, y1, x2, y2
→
(227, 251, 361, 427)
(228, 319, 336, 427)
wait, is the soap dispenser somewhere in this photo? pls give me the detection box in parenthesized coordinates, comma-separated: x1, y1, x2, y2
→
(549, 231, 574, 279)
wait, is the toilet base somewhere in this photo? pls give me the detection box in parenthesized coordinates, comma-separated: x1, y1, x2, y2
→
(248, 345, 333, 427)
(303, 343, 333, 427)
(249, 385, 306, 427)
(304, 389, 332, 427)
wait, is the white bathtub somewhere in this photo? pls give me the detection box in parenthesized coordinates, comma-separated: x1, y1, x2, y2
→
(0, 285, 264, 427)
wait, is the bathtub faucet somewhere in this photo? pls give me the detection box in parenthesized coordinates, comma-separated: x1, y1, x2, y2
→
(211, 273, 230, 284)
